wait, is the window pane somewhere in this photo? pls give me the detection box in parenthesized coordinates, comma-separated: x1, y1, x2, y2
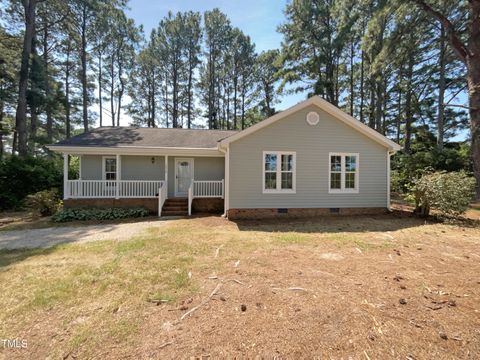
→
(281, 154, 293, 171)
(346, 156, 357, 172)
(106, 172, 116, 180)
(345, 173, 355, 189)
(105, 159, 116, 172)
(281, 172, 293, 189)
(330, 155, 341, 172)
(330, 173, 341, 189)
(265, 154, 277, 171)
(265, 172, 277, 189)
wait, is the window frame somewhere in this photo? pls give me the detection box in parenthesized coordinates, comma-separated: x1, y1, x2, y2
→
(102, 156, 117, 181)
(328, 152, 359, 194)
(262, 151, 296, 194)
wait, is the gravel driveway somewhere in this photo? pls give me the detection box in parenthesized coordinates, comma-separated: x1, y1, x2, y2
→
(0, 220, 166, 250)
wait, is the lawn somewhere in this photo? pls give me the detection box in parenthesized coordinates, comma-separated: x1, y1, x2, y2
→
(0, 212, 479, 359)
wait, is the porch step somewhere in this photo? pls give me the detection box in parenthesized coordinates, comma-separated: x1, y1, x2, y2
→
(162, 198, 188, 216)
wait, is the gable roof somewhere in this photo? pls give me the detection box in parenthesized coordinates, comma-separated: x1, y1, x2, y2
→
(50, 127, 238, 149)
(219, 96, 402, 152)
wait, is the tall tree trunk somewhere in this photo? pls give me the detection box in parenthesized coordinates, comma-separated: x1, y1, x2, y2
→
(437, 25, 446, 150)
(359, 49, 365, 124)
(151, 73, 156, 127)
(469, 57, 480, 198)
(409, 0, 480, 198)
(349, 41, 355, 116)
(187, 62, 193, 129)
(375, 81, 384, 134)
(172, 64, 178, 128)
(164, 75, 168, 128)
(65, 39, 71, 138)
(117, 57, 124, 127)
(98, 53, 103, 127)
(233, 76, 238, 129)
(43, 24, 53, 142)
(404, 49, 415, 154)
(110, 55, 115, 126)
(15, 0, 37, 157)
(29, 33, 38, 152)
(80, 3, 89, 132)
(396, 76, 403, 143)
(368, 78, 376, 129)
(0, 98, 4, 159)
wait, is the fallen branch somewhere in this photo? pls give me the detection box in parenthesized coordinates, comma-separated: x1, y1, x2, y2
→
(180, 283, 222, 321)
(288, 287, 307, 292)
(226, 278, 245, 285)
(158, 341, 173, 349)
(214, 244, 224, 258)
(147, 298, 170, 305)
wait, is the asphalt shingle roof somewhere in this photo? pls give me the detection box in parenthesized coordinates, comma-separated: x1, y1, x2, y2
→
(51, 127, 239, 149)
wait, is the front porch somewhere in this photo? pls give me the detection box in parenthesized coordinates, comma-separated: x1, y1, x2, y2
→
(62, 153, 225, 217)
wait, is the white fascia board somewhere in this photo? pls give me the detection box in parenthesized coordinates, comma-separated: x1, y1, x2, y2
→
(47, 145, 224, 157)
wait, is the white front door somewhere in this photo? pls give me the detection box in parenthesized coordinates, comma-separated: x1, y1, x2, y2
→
(175, 158, 194, 197)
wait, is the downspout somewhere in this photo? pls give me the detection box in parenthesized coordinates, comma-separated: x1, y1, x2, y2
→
(387, 149, 396, 211)
(218, 143, 229, 218)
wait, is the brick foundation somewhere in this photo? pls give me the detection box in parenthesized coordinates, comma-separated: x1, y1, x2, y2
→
(227, 207, 388, 220)
(192, 198, 224, 213)
(63, 198, 158, 214)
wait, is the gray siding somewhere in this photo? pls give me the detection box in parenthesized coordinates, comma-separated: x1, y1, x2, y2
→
(121, 156, 165, 180)
(81, 155, 102, 180)
(81, 155, 165, 180)
(229, 104, 388, 209)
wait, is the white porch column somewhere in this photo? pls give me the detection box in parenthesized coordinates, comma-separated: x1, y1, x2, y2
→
(63, 153, 69, 200)
(116, 154, 121, 199)
(78, 155, 82, 180)
(165, 155, 168, 199)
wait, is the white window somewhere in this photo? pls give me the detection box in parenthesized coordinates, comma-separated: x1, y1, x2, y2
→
(263, 151, 296, 193)
(103, 157, 117, 181)
(328, 153, 359, 193)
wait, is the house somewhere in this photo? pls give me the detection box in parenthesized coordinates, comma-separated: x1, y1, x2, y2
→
(48, 96, 402, 219)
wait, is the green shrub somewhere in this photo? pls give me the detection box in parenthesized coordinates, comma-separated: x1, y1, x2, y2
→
(0, 155, 63, 210)
(406, 171, 476, 217)
(52, 207, 150, 222)
(25, 189, 62, 216)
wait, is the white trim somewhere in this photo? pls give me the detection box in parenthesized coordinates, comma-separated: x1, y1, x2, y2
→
(387, 150, 393, 210)
(63, 153, 69, 200)
(262, 151, 296, 194)
(48, 145, 224, 157)
(220, 96, 402, 152)
(328, 152, 359, 194)
(224, 146, 230, 214)
(174, 158, 194, 197)
(78, 155, 82, 180)
(102, 156, 117, 181)
(165, 155, 169, 199)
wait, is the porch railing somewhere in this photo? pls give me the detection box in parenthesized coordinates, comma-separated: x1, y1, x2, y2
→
(188, 181, 193, 216)
(66, 180, 164, 199)
(193, 180, 224, 199)
(158, 181, 168, 217)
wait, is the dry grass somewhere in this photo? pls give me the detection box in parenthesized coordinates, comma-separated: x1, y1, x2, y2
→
(0, 212, 479, 359)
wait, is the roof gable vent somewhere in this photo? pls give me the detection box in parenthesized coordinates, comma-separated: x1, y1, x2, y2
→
(306, 111, 319, 126)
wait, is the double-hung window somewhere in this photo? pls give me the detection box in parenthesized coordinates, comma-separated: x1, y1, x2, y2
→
(103, 157, 117, 181)
(263, 151, 296, 193)
(329, 153, 359, 193)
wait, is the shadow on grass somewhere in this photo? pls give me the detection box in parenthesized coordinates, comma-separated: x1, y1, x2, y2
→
(232, 210, 436, 234)
(0, 246, 57, 270)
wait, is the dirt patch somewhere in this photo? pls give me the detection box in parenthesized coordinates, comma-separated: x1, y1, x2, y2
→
(1, 214, 479, 359)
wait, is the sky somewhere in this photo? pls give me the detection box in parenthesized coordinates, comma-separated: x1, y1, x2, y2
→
(110, 0, 306, 126)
